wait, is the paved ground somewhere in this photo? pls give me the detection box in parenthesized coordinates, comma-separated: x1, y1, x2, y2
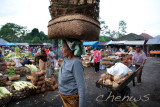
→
(5, 57, 160, 107)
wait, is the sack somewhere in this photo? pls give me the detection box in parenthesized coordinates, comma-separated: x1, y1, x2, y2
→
(48, 14, 100, 41)
(107, 62, 130, 78)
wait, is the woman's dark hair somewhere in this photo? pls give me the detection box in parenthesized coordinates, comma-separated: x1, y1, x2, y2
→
(96, 47, 99, 50)
(49, 47, 52, 50)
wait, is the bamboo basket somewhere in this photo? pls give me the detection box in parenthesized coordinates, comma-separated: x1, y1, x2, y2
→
(11, 87, 31, 99)
(0, 95, 12, 106)
(48, 14, 100, 41)
(49, 0, 100, 20)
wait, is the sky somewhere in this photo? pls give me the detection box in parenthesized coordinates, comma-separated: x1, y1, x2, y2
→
(0, 0, 160, 37)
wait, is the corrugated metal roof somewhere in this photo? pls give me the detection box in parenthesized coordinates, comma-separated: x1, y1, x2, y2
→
(124, 40, 145, 45)
(146, 37, 160, 44)
(97, 42, 107, 45)
(105, 40, 145, 45)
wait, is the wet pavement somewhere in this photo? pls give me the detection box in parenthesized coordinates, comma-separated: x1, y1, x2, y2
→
(5, 57, 160, 107)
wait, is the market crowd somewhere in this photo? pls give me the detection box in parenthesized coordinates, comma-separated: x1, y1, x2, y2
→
(0, 43, 147, 107)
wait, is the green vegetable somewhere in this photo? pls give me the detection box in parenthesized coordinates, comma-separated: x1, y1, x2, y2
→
(0, 87, 12, 99)
(25, 64, 38, 72)
(11, 81, 36, 91)
(15, 46, 20, 57)
(8, 67, 15, 76)
(4, 52, 14, 59)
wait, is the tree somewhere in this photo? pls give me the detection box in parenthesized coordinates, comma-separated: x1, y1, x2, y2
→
(31, 36, 41, 43)
(100, 20, 110, 37)
(118, 20, 127, 38)
(0, 23, 26, 42)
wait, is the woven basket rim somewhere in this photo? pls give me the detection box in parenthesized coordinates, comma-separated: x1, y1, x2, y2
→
(48, 14, 100, 28)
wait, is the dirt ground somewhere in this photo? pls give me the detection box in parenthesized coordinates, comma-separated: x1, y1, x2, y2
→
(5, 57, 160, 107)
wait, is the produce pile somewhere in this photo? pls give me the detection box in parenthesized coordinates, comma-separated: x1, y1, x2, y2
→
(31, 70, 46, 94)
(0, 76, 7, 86)
(0, 87, 12, 106)
(123, 55, 132, 66)
(0, 59, 7, 72)
(82, 54, 91, 67)
(6, 61, 16, 69)
(45, 78, 58, 91)
(25, 64, 38, 72)
(98, 71, 133, 88)
(10, 81, 36, 99)
(15, 67, 26, 77)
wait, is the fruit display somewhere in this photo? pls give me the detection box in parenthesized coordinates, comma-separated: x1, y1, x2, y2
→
(45, 78, 58, 91)
(31, 70, 46, 94)
(98, 71, 133, 88)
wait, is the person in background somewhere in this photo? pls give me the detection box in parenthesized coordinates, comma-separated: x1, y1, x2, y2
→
(59, 39, 85, 107)
(48, 47, 55, 77)
(22, 56, 32, 66)
(46, 47, 49, 54)
(34, 46, 48, 71)
(132, 45, 147, 85)
(0, 49, 3, 57)
(93, 47, 101, 73)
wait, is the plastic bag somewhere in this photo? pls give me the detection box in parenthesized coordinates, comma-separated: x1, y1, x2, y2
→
(107, 62, 130, 78)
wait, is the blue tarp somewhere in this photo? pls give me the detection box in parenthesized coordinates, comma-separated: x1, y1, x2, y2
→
(0, 43, 7, 46)
(6, 43, 18, 46)
(83, 41, 99, 49)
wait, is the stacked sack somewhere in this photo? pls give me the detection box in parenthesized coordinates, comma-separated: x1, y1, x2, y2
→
(31, 70, 46, 94)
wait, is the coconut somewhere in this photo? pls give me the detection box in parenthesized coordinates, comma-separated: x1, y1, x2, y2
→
(112, 82, 119, 88)
(106, 74, 112, 80)
(128, 71, 133, 75)
(113, 75, 120, 82)
(100, 73, 106, 80)
(105, 79, 112, 86)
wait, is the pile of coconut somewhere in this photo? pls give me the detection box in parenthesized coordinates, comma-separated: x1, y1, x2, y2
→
(98, 71, 133, 88)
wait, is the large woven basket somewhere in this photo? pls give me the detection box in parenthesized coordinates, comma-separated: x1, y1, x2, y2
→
(48, 14, 100, 41)
(49, 0, 100, 20)
(0, 95, 12, 106)
(11, 87, 31, 99)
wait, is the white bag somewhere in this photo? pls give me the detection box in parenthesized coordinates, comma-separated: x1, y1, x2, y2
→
(107, 62, 130, 78)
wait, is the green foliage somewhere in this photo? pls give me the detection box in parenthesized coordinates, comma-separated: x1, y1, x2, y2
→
(8, 67, 15, 76)
(0, 23, 26, 42)
(99, 19, 127, 39)
(99, 36, 112, 42)
(0, 23, 51, 43)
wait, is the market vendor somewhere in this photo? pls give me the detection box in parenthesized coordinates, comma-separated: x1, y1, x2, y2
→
(59, 39, 85, 107)
(34, 46, 48, 71)
(22, 56, 32, 66)
(132, 45, 147, 84)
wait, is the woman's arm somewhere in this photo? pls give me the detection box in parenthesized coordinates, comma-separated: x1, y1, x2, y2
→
(73, 61, 86, 107)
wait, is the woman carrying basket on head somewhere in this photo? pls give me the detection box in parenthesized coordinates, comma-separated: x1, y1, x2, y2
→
(58, 39, 86, 107)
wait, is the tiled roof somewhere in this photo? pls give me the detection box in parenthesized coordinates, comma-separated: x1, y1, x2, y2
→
(140, 33, 153, 39)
